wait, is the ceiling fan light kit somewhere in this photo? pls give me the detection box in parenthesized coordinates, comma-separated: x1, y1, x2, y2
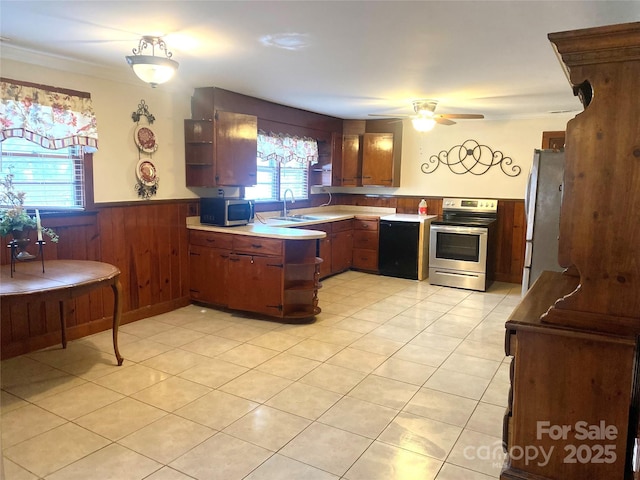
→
(411, 116, 436, 132)
(126, 36, 179, 88)
(369, 98, 484, 132)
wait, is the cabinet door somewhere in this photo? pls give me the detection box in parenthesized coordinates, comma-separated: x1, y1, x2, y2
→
(541, 130, 565, 150)
(330, 132, 343, 187)
(227, 254, 283, 316)
(312, 223, 332, 278)
(332, 229, 353, 273)
(341, 134, 361, 186)
(214, 111, 258, 186)
(189, 245, 230, 306)
(362, 133, 394, 186)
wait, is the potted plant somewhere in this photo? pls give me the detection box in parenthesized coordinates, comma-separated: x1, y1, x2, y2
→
(0, 169, 59, 243)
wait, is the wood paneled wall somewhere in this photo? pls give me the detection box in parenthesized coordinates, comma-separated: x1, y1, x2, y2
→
(331, 194, 526, 284)
(1, 195, 524, 359)
(1, 201, 195, 359)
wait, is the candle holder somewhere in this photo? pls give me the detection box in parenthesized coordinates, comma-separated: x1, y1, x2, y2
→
(8, 239, 45, 277)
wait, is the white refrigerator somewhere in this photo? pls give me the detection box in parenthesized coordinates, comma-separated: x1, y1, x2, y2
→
(522, 149, 565, 295)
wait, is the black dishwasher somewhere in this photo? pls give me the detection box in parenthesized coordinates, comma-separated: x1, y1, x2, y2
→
(378, 220, 420, 279)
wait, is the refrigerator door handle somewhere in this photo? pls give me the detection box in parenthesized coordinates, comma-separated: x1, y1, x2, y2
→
(524, 171, 532, 219)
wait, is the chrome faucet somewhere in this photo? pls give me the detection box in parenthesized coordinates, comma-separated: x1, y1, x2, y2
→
(282, 188, 295, 218)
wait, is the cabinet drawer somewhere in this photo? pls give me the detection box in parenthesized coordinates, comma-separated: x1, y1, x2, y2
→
(233, 235, 283, 256)
(331, 219, 353, 232)
(353, 248, 378, 271)
(190, 230, 233, 250)
(353, 218, 379, 231)
(353, 230, 378, 250)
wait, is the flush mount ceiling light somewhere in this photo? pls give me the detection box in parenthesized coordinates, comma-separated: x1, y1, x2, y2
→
(126, 36, 179, 88)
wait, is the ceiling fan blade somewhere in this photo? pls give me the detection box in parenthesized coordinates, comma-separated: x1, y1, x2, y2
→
(438, 113, 485, 119)
(435, 117, 456, 126)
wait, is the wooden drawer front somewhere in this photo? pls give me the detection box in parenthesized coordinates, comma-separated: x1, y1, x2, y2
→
(353, 218, 379, 231)
(353, 230, 378, 250)
(190, 230, 233, 250)
(332, 219, 353, 232)
(233, 235, 283, 256)
(353, 248, 378, 271)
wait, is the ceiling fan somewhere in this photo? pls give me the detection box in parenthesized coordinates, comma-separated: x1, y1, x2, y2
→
(370, 99, 484, 132)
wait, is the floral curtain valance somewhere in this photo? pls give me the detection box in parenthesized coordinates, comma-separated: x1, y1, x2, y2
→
(0, 79, 98, 152)
(257, 130, 318, 167)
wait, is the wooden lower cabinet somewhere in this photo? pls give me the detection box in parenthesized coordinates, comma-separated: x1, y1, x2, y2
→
(331, 219, 353, 274)
(227, 253, 283, 317)
(189, 245, 230, 306)
(503, 272, 638, 480)
(313, 223, 333, 278)
(352, 216, 379, 273)
(189, 231, 320, 319)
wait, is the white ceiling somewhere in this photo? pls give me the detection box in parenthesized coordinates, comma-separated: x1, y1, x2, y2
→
(1, 1, 639, 121)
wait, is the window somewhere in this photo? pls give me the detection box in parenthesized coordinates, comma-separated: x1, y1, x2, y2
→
(244, 131, 317, 202)
(0, 137, 85, 208)
(0, 78, 98, 209)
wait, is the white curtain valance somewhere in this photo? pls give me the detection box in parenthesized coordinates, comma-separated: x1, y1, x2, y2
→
(257, 130, 318, 167)
(0, 80, 98, 152)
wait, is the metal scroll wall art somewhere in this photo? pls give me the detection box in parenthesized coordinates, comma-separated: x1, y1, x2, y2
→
(132, 100, 160, 199)
(421, 139, 521, 177)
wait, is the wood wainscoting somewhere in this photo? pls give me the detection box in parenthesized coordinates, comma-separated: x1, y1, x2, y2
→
(0, 201, 196, 359)
(331, 194, 526, 284)
(0, 195, 524, 359)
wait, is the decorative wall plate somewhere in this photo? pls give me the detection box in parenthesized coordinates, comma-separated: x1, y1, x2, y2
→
(134, 125, 158, 153)
(136, 159, 157, 186)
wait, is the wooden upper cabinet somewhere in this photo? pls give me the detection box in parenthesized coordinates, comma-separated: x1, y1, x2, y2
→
(361, 133, 395, 186)
(330, 131, 343, 187)
(541, 131, 565, 150)
(215, 111, 258, 186)
(184, 111, 257, 187)
(341, 134, 361, 186)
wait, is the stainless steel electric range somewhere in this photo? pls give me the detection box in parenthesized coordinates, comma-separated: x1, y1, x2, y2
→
(429, 198, 498, 291)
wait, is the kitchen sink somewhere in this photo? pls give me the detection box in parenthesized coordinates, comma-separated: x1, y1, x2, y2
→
(272, 215, 323, 222)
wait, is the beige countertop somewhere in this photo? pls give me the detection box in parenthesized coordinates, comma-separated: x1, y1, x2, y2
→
(380, 213, 437, 223)
(187, 205, 396, 240)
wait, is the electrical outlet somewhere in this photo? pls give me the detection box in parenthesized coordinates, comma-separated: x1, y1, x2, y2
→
(217, 188, 224, 197)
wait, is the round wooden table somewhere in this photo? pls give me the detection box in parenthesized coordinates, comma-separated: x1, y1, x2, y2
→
(1, 259, 124, 365)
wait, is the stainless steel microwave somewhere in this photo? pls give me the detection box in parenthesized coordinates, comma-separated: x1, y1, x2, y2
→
(200, 198, 255, 226)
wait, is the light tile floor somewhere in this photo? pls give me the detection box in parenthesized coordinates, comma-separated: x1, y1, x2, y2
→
(1, 271, 519, 480)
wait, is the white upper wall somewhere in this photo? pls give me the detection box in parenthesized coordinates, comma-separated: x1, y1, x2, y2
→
(1, 57, 195, 204)
(398, 114, 572, 199)
(2, 56, 575, 203)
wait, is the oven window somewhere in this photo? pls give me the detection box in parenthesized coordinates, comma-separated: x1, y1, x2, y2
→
(435, 232, 480, 262)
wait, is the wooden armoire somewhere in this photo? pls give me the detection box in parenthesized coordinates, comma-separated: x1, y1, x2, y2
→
(502, 22, 640, 480)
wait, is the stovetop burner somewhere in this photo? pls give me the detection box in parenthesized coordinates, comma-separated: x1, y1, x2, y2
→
(432, 215, 497, 227)
(431, 197, 498, 228)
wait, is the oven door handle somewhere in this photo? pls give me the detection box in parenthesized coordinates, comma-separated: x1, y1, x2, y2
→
(430, 225, 488, 235)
